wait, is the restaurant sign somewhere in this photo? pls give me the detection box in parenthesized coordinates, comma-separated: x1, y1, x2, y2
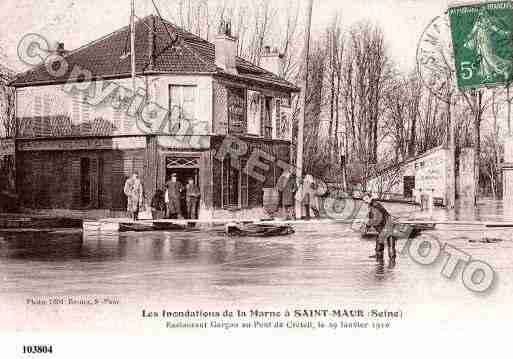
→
(16, 137, 147, 152)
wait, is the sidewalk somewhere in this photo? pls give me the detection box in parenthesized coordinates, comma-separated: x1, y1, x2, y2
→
(3, 199, 513, 232)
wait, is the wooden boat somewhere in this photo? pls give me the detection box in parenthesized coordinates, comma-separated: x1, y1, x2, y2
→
(119, 221, 190, 232)
(153, 221, 189, 231)
(225, 222, 295, 237)
(119, 222, 155, 232)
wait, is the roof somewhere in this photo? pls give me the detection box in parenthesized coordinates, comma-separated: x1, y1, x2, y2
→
(365, 145, 448, 181)
(11, 15, 298, 92)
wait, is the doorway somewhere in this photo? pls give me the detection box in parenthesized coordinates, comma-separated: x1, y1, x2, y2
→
(222, 158, 240, 208)
(80, 157, 91, 207)
(165, 156, 200, 217)
(404, 176, 415, 199)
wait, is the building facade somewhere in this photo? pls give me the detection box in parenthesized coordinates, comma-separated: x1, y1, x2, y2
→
(366, 147, 451, 203)
(366, 145, 475, 206)
(11, 15, 299, 218)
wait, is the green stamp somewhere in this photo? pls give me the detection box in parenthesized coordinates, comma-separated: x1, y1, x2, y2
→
(448, 1, 513, 89)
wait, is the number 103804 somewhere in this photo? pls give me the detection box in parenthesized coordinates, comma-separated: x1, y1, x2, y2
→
(23, 345, 53, 354)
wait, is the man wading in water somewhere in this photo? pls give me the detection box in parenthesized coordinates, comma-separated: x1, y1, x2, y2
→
(363, 193, 397, 268)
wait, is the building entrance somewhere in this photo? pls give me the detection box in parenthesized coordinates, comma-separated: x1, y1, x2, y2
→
(165, 156, 200, 218)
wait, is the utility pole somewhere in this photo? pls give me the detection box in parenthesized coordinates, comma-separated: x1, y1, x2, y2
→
(130, 0, 136, 93)
(448, 93, 456, 209)
(507, 84, 511, 136)
(295, 0, 314, 219)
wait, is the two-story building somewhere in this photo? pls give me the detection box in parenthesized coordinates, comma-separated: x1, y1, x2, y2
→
(11, 15, 299, 219)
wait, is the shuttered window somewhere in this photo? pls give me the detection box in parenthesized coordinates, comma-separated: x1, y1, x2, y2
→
(263, 97, 272, 138)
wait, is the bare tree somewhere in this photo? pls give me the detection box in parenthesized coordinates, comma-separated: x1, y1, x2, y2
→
(324, 14, 345, 162)
(339, 21, 392, 189)
(478, 88, 505, 199)
(382, 72, 423, 161)
(0, 72, 15, 138)
(302, 41, 326, 176)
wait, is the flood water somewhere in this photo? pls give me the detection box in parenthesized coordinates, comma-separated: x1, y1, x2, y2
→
(1, 204, 512, 332)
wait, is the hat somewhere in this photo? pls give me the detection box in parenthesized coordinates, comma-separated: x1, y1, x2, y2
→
(171, 173, 177, 177)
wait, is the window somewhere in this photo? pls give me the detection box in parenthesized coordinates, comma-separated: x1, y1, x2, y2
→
(247, 90, 262, 135)
(404, 176, 415, 198)
(275, 99, 281, 138)
(247, 93, 273, 138)
(169, 85, 196, 122)
(263, 97, 272, 138)
(275, 98, 291, 140)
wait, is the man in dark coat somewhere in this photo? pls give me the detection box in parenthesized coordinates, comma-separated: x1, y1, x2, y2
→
(281, 175, 297, 220)
(166, 173, 183, 219)
(363, 193, 396, 266)
(185, 178, 201, 220)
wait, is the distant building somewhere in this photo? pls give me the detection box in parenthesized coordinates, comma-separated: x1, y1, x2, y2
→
(366, 146, 451, 204)
(366, 145, 476, 206)
(10, 15, 299, 218)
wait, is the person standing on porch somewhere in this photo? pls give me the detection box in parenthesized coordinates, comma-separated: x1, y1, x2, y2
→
(166, 173, 183, 219)
(281, 175, 297, 220)
(186, 178, 201, 220)
(124, 172, 144, 221)
(150, 188, 166, 220)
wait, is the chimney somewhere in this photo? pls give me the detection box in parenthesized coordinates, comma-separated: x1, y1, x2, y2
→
(215, 19, 238, 75)
(260, 46, 285, 78)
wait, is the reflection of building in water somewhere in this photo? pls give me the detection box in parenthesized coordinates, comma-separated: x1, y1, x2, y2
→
(366, 146, 476, 206)
(10, 15, 299, 218)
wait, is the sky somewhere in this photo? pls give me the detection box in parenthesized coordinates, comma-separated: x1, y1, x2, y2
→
(0, 0, 454, 72)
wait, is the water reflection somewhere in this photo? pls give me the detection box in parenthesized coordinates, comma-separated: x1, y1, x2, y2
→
(451, 199, 512, 222)
(0, 215, 512, 309)
(0, 232, 84, 262)
(375, 262, 386, 280)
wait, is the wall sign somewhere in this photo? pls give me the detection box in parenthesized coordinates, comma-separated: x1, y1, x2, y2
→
(227, 87, 246, 135)
(17, 137, 147, 151)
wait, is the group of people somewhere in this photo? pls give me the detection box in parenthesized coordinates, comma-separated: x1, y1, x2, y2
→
(124, 172, 397, 266)
(123, 172, 201, 221)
